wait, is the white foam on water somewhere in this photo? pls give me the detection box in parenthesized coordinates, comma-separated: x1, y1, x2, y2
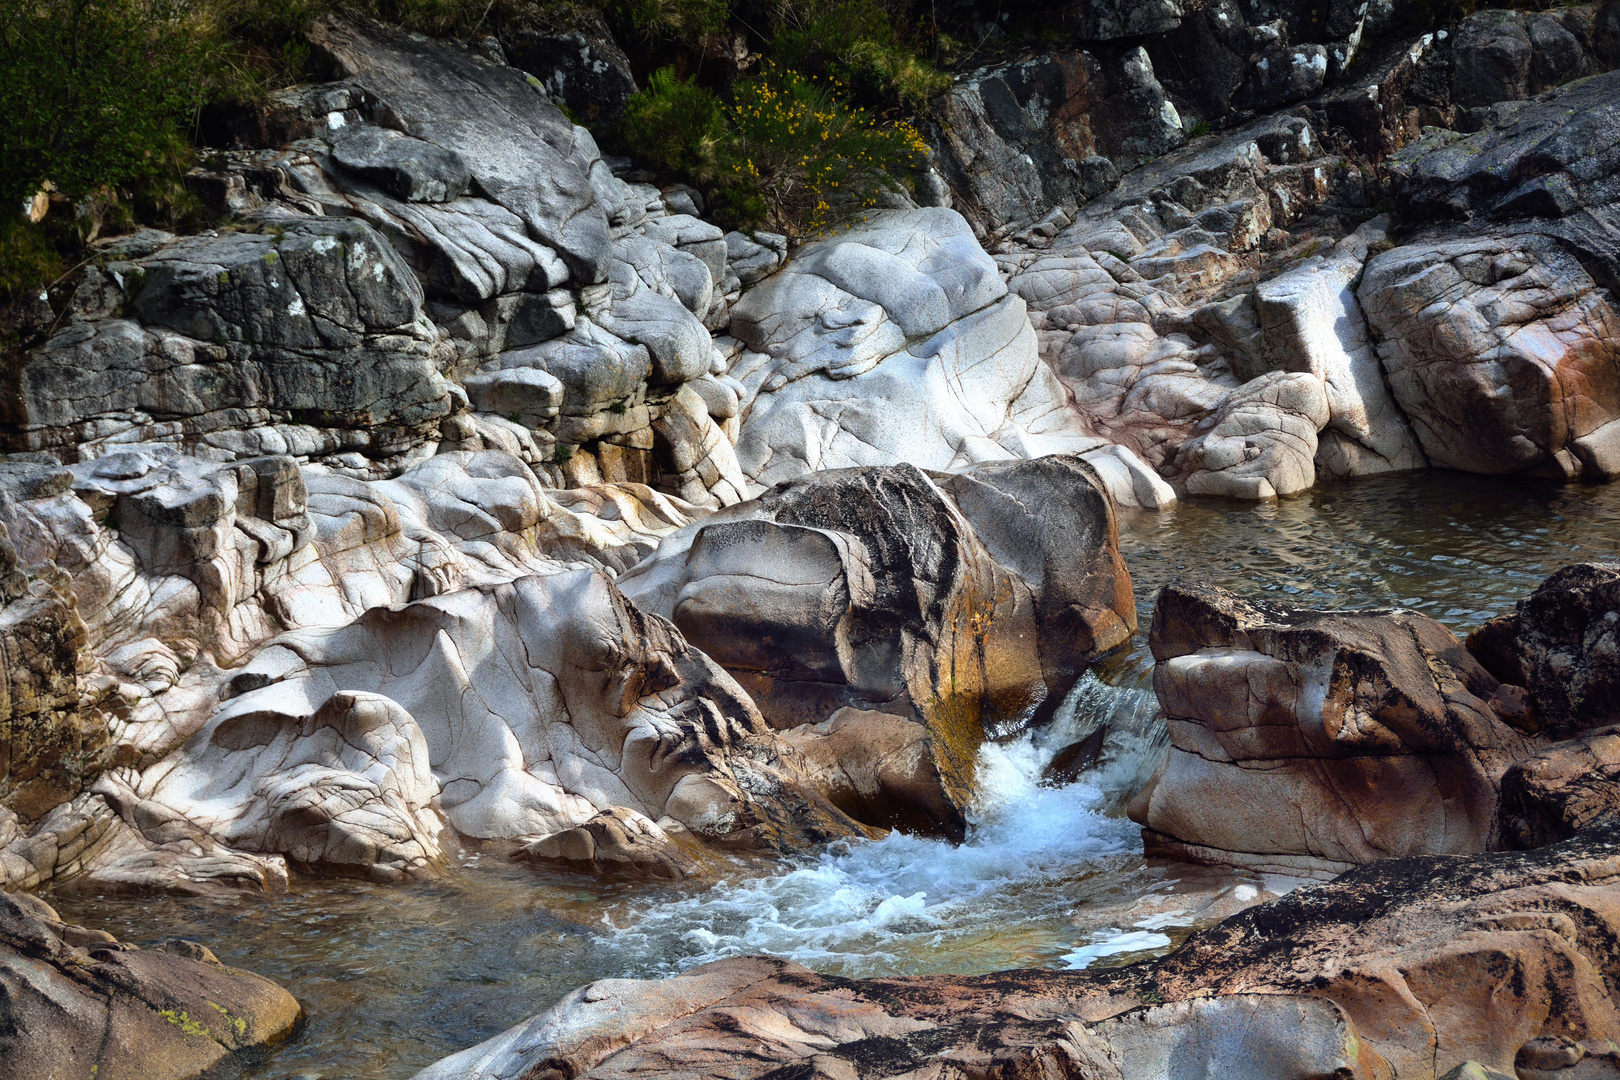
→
(1060, 929, 1174, 970)
(605, 674, 1168, 978)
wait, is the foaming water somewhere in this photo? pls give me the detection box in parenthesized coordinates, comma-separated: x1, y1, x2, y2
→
(603, 676, 1158, 979)
(44, 471, 1620, 1079)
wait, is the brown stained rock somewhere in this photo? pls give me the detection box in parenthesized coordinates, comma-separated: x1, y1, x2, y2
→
(1358, 235, 1620, 480)
(1502, 727, 1620, 849)
(619, 457, 1134, 840)
(1133, 583, 1526, 877)
(513, 807, 702, 881)
(0, 891, 302, 1080)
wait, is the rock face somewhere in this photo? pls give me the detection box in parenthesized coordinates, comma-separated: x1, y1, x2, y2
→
(1468, 562, 1620, 736)
(1132, 584, 1528, 877)
(1359, 235, 1620, 479)
(0, 891, 302, 1080)
(413, 827, 1620, 1080)
(619, 456, 1134, 837)
(931, 51, 1184, 233)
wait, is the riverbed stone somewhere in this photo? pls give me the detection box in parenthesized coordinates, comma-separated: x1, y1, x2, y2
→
(0, 891, 302, 1080)
(1133, 583, 1528, 877)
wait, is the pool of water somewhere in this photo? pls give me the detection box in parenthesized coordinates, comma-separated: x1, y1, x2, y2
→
(49, 470, 1620, 1080)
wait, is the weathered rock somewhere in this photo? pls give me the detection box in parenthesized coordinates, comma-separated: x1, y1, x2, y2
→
(1132, 583, 1528, 877)
(619, 457, 1133, 837)
(931, 50, 1184, 233)
(1390, 68, 1620, 257)
(5, 219, 455, 459)
(0, 891, 302, 1080)
(499, 20, 638, 126)
(147, 569, 866, 865)
(1501, 727, 1620, 849)
(1467, 562, 1620, 736)
(512, 806, 701, 880)
(728, 207, 1105, 492)
(329, 123, 471, 202)
(310, 18, 612, 283)
(1359, 235, 1620, 479)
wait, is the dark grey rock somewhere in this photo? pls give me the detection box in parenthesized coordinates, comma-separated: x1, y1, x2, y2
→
(311, 18, 613, 284)
(501, 24, 638, 126)
(1451, 10, 1534, 109)
(330, 123, 472, 202)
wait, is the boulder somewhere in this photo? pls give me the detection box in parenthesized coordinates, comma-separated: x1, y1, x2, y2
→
(1132, 584, 1528, 877)
(329, 123, 471, 202)
(1501, 727, 1620, 849)
(0, 891, 302, 1080)
(512, 806, 701, 880)
(1467, 562, 1620, 736)
(1359, 235, 1620, 479)
(727, 208, 1105, 492)
(618, 457, 1134, 837)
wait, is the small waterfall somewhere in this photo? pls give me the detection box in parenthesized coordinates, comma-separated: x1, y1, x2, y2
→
(604, 673, 1170, 977)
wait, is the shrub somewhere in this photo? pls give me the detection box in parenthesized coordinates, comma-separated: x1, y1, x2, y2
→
(0, 215, 66, 305)
(619, 62, 928, 235)
(772, 0, 948, 110)
(0, 0, 214, 204)
(617, 65, 726, 178)
(717, 62, 928, 233)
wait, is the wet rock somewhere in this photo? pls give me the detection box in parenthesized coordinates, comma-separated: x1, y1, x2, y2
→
(513, 806, 700, 880)
(727, 208, 1104, 492)
(619, 456, 1134, 838)
(0, 891, 301, 1080)
(1359, 235, 1620, 479)
(415, 826, 1620, 1080)
(1467, 562, 1620, 736)
(1501, 726, 1620, 849)
(1133, 583, 1527, 877)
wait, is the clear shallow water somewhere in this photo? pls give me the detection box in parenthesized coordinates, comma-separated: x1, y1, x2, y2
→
(49, 471, 1620, 1080)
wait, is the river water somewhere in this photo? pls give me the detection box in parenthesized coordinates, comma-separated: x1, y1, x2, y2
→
(51, 471, 1620, 1080)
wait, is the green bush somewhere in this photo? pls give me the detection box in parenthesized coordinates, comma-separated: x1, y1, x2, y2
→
(620, 62, 928, 234)
(0, 216, 65, 305)
(617, 65, 726, 177)
(773, 0, 947, 110)
(0, 0, 214, 204)
(718, 62, 927, 232)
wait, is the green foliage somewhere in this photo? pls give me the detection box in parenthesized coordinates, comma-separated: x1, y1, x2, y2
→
(0, 216, 65, 305)
(717, 62, 927, 232)
(1188, 118, 1212, 139)
(608, 0, 729, 43)
(0, 0, 213, 204)
(772, 0, 947, 109)
(617, 65, 726, 177)
(618, 62, 927, 235)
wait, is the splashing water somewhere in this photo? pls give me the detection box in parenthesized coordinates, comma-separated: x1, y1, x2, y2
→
(601, 674, 1168, 978)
